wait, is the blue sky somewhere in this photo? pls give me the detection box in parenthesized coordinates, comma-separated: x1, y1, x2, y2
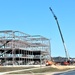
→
(0, 0, 75, 57)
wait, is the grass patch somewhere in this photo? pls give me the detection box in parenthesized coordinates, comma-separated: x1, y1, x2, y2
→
(9, 67, 71, 74)
(0, 67, 34, 72)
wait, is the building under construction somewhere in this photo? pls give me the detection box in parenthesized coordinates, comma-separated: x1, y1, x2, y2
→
(0, 30, 50, 66)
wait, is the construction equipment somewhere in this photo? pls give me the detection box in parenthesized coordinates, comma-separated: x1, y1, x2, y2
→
(46, 60, 53, 66)
(49, 7, 70, 65)
(46, 60, 56, 66)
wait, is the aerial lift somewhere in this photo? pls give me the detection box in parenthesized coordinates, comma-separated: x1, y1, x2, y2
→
(49, 7, 70, 65)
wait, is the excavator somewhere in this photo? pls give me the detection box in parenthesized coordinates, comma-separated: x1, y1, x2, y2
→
(48, 7, 71, 65)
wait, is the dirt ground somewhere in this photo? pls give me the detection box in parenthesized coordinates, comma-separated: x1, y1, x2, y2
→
(51, 65, 75, 70)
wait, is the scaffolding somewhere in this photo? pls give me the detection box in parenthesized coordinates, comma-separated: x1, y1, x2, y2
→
(0, 30, 50, 66)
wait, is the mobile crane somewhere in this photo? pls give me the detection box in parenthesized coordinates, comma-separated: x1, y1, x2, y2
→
(49, 7, 70, 65)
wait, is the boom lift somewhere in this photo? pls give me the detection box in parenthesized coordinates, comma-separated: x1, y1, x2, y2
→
(49, 7, 70, 65)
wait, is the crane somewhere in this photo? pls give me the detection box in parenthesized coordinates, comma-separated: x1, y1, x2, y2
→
(49, 7, 70, 62)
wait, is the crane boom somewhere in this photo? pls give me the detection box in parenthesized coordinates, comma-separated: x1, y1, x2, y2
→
(49, 7, 70, 60)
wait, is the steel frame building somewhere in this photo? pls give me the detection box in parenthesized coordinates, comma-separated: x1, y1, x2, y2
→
(0, 30, 50, 66)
